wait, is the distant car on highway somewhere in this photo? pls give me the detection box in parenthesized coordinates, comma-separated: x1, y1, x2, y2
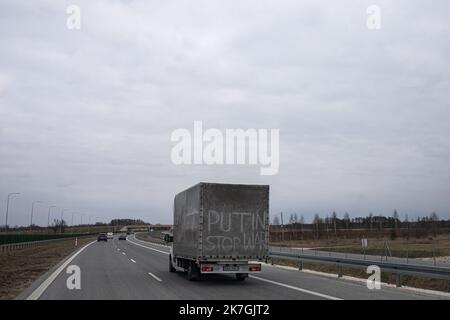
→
(107, 232, 114, 239)
(97, 233, 108, 242)
(118, 234, 127, 240)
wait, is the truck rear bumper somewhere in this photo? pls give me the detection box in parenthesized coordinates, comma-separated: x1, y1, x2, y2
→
(199, 262, 261, 274)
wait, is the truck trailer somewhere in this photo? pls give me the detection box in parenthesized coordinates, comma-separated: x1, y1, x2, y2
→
(168, 182, 269, 281)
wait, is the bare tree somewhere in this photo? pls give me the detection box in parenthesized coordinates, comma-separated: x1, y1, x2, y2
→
(430, 212, 439, 237)
(299, 214, 304, 239)
(378, 214, 383, 232)
(404, 214, 410, 239)
(430, 212, 439, 221)
(331, 211, 337, 236)
(313, 213, 321, 239)
(280, 212, 285, 241)
(343, 212, 350, 231)
(51, 219, 67, 233)
(273, 216, 280, 225)
(393, 209, 399, 229)
(289, 214, 295, 224)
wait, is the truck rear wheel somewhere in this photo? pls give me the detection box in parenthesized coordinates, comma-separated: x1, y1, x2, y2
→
(169, 255, 176, 273)
(187, 263, 200, 281)
(236, 273, 248, 281)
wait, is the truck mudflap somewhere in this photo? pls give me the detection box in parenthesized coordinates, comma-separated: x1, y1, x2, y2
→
(199, 262, 261, 274)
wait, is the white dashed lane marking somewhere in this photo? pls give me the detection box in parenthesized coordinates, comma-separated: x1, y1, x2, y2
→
(148, 272, 162, 282)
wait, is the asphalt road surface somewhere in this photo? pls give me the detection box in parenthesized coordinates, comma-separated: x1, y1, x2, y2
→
(22, 235, 448, 300)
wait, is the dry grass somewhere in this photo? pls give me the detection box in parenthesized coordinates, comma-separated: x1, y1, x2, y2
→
(0, 237, 95, 300)
(271, 234, 450, 259)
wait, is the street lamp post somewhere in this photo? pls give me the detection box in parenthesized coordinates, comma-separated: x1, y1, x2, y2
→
(71, 212, 77, 226)
(60, 209, 69, 233)
(30, 201, 42, 228)
(4, 192, 20, 231)
(60, 208, 70, 222)
(47, 206, 57, 234)
(47, 206, 56, 228)
(88, 215, 93, 233)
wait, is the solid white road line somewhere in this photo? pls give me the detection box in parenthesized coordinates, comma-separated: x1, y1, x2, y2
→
(127, 237, 169, 255)
(130, 235, 171, 250)
(27, 240, 96, 300)
(130, 259, 136, 263)
(132, 234, 170, 248)
(250, 275, 342, 300)
(148, 272, 163, 282)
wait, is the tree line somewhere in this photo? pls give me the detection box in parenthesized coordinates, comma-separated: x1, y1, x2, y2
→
(270, 210, 449, 240)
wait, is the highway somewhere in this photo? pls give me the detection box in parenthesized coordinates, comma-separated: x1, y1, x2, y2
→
(21, 235, 448, 300)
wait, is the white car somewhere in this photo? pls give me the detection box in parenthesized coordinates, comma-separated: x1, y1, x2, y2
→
(107, 232, 114, 239)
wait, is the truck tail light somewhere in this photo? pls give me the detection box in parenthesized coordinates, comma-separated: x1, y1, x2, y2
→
(202, 266, 213, 272)
(249, 266, 261, 272)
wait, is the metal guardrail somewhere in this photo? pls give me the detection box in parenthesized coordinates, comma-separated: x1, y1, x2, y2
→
(0, 234, 94, 253)
(269, 249, 450, 286)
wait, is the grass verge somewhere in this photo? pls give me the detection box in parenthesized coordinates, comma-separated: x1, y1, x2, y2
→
(271, 235, 450, 259)
(0, 237, 95, 299)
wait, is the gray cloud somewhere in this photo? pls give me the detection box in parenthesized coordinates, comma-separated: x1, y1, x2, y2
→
(1, 0, 449, 226)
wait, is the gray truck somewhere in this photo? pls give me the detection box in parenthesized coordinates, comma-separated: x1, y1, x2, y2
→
(168, 182, 269, 281)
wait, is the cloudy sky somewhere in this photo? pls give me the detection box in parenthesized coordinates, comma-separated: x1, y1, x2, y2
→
(1, 0, 449, 227)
